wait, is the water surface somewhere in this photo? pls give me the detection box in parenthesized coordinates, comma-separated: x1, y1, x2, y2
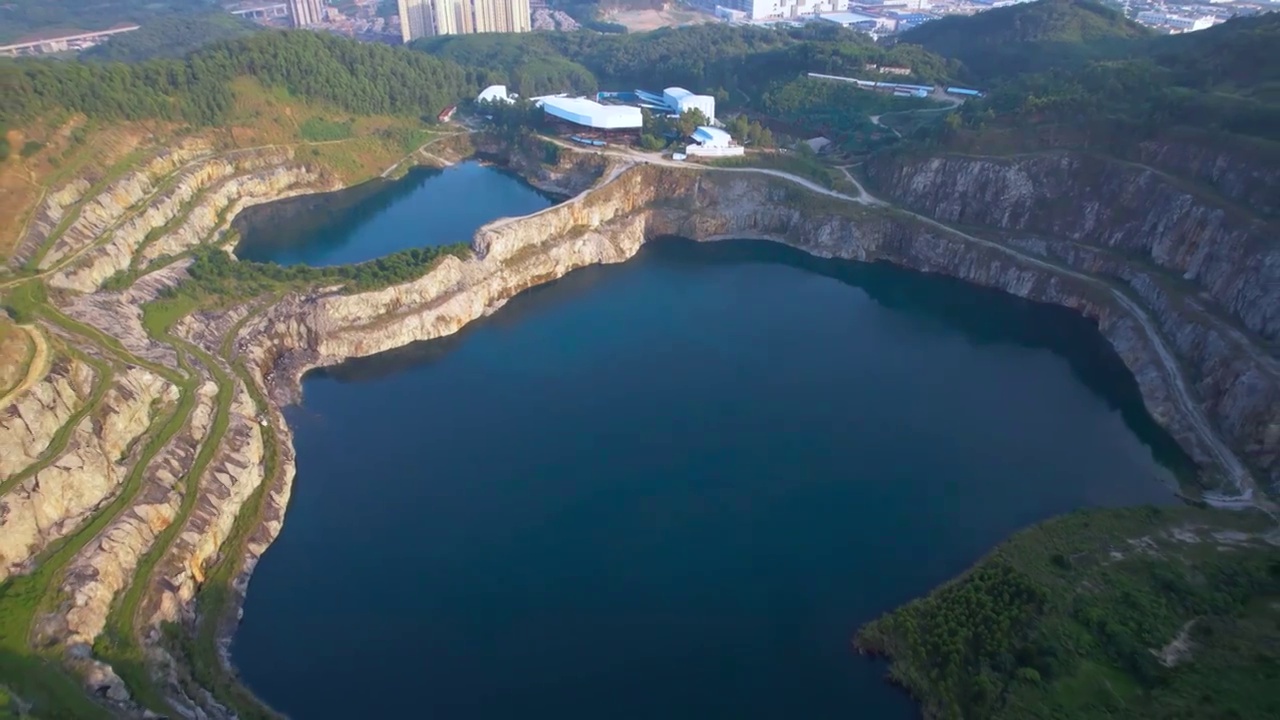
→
(234, 238, 1184, 719)
(234, 161, 557, 266)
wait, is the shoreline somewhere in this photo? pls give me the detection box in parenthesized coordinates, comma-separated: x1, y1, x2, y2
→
(7, 134, 1272, 719)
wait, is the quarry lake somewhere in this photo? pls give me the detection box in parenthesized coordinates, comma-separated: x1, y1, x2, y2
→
(234, 161, 557, 266)
(232, 235, 1188, 719)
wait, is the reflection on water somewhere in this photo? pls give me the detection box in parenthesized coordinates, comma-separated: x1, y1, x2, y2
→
(322, 237, 1194, 479)
(236, 233, 1187, 720)
(234, 162, 560, 267)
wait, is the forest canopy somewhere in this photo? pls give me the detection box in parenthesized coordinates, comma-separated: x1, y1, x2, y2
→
(0, 0, 224, 44)
(0, 31, 484, 126)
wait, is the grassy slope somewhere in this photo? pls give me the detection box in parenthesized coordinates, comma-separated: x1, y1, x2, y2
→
(856, 506, 1280, 720)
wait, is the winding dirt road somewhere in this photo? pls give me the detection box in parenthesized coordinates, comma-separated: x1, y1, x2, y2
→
(0, 324, 49, 409)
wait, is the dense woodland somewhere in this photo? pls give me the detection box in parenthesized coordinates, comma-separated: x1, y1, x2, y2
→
(420, 23, 955, 103)
(0, 0, 223, 44)
(942, 11, 1280, 148)
(81, 13, 260, 62)
(857, 508, 1280, 720)
(0, 31, 482, 126)
(900, 0, 1150, 83)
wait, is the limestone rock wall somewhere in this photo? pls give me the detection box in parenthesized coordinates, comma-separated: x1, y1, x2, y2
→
(864, 152, 1280, 344)
(243, 165, 1277, 495)
(39, 144, 211, 270)
(0, 367, 177, 581)
(50, 381, 219, 647)
(147, 379, 267, 630)
(0, 355, 97, 480)
(1135, 137, 1280, 218)
(49, 150, 332, 293)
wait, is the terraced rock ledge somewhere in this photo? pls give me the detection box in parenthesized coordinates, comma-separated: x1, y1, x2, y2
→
(1, 132, 1276, 719)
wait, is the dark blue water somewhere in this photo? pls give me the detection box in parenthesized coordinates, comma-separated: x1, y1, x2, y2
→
(234, 162, 556, 266)
(233, 238, 1184, 720)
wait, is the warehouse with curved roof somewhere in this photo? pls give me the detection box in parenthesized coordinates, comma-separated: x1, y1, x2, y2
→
(538, 97, 643, 130)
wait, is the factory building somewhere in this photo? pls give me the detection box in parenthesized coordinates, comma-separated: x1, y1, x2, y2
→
(716, 0, 849, 21)
(685, 126, 744, 158)
(662, 88, 716, 123)
(477, 85, 515, 104)
(539, 97, 643, 131)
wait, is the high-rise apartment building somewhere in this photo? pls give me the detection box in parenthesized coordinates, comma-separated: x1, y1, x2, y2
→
(398, 0, 530, 41)
(398, 0, 435, 42)
(473, 0, 531, 33)
(289, 0, 327, 27)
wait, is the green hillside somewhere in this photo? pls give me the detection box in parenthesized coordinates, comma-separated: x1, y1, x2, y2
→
(1, 31, 484, 127)
(901, 0, 1149, 82)
(905, 10, 1280, 155)
(81, 12, 261, 62)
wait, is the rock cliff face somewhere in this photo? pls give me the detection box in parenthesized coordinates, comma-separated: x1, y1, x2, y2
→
(1134, 137, 1280, 219)
(864, 151, 1280, 345)
(239, 162, 1277, 499)
(0, 355, 97, 480)
(0, 366, 177, 581)
(50, 149, 335, 293)
(30, 142, 212, 269)
(49, 381, 219, 647)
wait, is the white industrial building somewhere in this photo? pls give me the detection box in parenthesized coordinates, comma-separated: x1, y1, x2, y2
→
(539, 97, 643, 130)
(663, 87, 717, 123)
(716, 0, 849, 21)
(817, 11, 897, 32)
(477, 85, 515, 104)
(686, 126, 744, 157)
(1136, 11, 1217, 33)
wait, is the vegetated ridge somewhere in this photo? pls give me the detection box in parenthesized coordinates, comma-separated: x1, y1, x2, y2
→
(900, 0, 1150, 82)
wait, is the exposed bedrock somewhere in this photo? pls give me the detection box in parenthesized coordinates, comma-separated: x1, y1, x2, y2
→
(863, 151, 1280, 345)
(238, 163, 1277, 495)
(0, 366, 178, 581)
(49, 149, 336, 293)
(0, 354, 97, 480)
(9, 142, 1275, 718)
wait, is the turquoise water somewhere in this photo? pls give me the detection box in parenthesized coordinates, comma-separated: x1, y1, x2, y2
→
(234, 161, 557, 266)
(232, 236, 1184, 719)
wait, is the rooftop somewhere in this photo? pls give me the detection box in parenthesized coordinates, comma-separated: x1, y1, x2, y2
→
(818, 12, 880, 24)
(664, 87, 694, 99)
(692, 126, 733, 145)
(540, 96, 643, 129)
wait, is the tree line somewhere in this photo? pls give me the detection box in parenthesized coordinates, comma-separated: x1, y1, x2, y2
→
(1, 31, 482, 126)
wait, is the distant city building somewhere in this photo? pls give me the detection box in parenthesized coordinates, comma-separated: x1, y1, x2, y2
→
(1136, 11, 1218, 32)
(398, 0, 433, 41)
(397, 0, 530, 41)
(474, 0, 532, 32)
(716, 0, 849, 21)
(227, 1, 291, 22)
(289, 0, 327, 27)
(818, 10, 897, 32)
(857, 0, 931, 10)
